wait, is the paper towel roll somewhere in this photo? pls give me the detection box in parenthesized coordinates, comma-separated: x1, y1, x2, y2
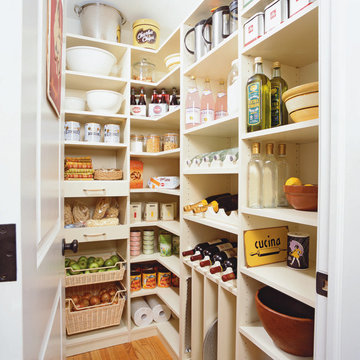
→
(131, 298, 154, 327)
(146, 295, 171, 323)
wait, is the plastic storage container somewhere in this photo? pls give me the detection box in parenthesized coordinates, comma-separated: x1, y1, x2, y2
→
(146, 134, 161, 152)
(130, 134, 144, 152)
(163, 133, 179, 151)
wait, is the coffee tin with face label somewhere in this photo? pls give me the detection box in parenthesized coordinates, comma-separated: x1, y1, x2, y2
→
(287, 232, 309, 269)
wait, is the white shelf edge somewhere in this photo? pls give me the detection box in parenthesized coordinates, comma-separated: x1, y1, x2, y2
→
(184, 30, 239, 76)
(183, 168, 239, 175)
(65, 70, 127, 83)
(130, 221, 180, 236)
(183, 113, 239, 136)
(64, 141, 127, 149)
(241, 207, 318, 227)
(131, 65, 180, 88)
(183, 213, 239, 235)
(130, 188, 180, 196)
(130, 148, 180, 158)
(64, 110, 127, 120)
(130, 108, 180, 123)
(241, 2, 319, 55)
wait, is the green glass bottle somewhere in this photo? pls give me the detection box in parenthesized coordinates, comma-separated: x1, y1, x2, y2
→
(247, 57, 271, 132)
(271, 62, 288, 127)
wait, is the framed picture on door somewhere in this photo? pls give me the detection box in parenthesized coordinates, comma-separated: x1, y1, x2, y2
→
(46, 0, 63, 117)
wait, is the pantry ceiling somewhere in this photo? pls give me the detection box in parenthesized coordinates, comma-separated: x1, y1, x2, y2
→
(66, 0, 202, 36)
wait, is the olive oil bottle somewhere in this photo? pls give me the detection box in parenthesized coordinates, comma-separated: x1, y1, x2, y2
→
(247, 57, 271, 132)
(271, 62, 288, 127)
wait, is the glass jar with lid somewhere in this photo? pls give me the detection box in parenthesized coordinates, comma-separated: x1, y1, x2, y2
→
(146, 134, 160, 152)
(130, 134, 144, 152)
(163, 133, 179, 151)
(132, 58, 156, 82)
(227, 59, 240, 115)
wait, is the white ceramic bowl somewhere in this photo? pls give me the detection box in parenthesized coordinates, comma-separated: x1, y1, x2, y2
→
(66, 46, 116, 76)
(86, 90, 124, 114)
(164, 53, 180, 71)
(64, 96, 85, 111)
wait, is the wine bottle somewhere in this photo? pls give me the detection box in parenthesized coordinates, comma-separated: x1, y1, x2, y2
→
(183, 193, 231, 212)
(182, 238, 229, 257)
(193, 194, 238, 213)
(200, 246, 237, 267)
(221, 270, 237, 282)
(190, 240, 234, 261)
(210, 256, 237, 274)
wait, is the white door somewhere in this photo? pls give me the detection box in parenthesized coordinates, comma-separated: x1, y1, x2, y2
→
(4, 0, 66, 358)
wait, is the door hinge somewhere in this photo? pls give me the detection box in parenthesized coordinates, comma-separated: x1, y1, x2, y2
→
(316, 271, 328, 297)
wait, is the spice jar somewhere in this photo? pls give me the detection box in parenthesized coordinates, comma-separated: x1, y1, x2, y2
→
(130, 134, 144, 152)
(163, 133, 179, 151)
(132, 58, 155, 82)
(146, 134, 160, 152)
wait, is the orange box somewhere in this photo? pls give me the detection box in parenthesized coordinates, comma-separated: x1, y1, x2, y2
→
(130, 160, 143, 189)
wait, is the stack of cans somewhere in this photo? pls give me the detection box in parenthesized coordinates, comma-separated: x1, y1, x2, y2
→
(143, 230, 155, 255)
(130, 231, 142, 257)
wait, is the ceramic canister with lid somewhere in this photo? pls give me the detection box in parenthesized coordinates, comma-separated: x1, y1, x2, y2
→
(264, 0, 288, 33)
(130, 134, 144, 152)
(84, 122, 101, 142)
(64, 121, 81, 141)
(243, 12, 264, 46)
(104, 124, 120, 143)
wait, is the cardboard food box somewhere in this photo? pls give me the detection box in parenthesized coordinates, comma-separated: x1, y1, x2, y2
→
(130, 160, 143, 189)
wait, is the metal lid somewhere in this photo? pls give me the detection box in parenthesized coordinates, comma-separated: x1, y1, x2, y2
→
(265, 143, 274, 154)
(211, 5, 230, 14)
(278, 143, 286, 155)
(74, 2, 126, 25)
(252, 142, 260, 154)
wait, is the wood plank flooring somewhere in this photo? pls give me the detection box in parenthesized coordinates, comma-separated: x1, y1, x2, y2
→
(67, 336, 172, 360)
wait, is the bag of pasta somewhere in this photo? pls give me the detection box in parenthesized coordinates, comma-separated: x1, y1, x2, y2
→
(93, 198, 111, 220)
(105, 198, 120, 218)
(64, 200, 74, 225)
(72, 201, 90, 224)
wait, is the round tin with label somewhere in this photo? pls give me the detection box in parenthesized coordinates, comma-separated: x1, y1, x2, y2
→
(104, 124, 120, 143)
(287, 232, 309, 269)
(132, 19, 160, 50)
(64, 121, 81, 141)
(84, 122, 101, 142)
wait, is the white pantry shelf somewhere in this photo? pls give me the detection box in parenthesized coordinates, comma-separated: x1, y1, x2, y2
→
(184, 114, 239, 137)
(241, 207, 318, 227)
(130, 108, 180, 130)
(130, 253, 180, 277)
(130, 188, 180, 196)
(183, 213, 239, 235)
(65, 141, 127, 150)
(130, 220, 180, 236)
(64, 110, 127, 124)
(184, 30, 239, 80)
(183, 167, 239, 175)
(240, 262, 316, 307)
(65, 70, 127, 91)
(242, 119, 319, 143)
(242, 2, 319, 67)
(239, 324, 313, 360)
(130, 148, 180, 159)
(157, 317, 180, 357)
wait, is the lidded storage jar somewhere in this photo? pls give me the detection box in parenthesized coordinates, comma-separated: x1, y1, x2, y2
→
(130, 134, 144, 152)
(162, 133, 179, 151)
(132, 58, 155, 82)
(146, 134, 160, 152)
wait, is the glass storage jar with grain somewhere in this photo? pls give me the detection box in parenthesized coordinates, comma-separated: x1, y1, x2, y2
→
(146, 134, 160, 152)
(130, 134, 144, 152)
(163, 133, 179, 151)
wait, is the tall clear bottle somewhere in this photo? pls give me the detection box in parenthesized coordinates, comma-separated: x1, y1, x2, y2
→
(185, 76, 201, 129)
(215, 80, 228, 119)
(247, 57, 271, 132)
(262, 143, 278, 208)
(271, 62, 288, 127)
(200, 78, 215, 123)
(248, 142, 263, 208)
(277, 144, 289, 207)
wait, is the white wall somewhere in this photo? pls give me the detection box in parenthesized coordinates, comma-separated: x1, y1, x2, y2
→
(0, 1, 23, 359)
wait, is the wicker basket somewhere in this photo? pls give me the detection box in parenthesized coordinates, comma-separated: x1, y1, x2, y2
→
(94, 169, 123, 180)
(66, 282, 126, 335)
(65, 252, 126, 288)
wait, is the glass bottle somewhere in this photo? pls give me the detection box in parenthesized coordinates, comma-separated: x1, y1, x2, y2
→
(271, 62, 288, 127)
(169, 87, 179, 112)
(228, 59, 240, 115)
(130, 87, 137, 105)
(215, 80, 228, 119)
(151, 89, 158, 104)
(247, 57, 271, 132)
(248, 142, 263, 208)
(185, 76, 201, 129)
(182, 238, 229, 257)
(277, 144, 289, 207)
(139, 87, 146, 105)
(200, 78, 215, 123)
(262, 143, 278, 208)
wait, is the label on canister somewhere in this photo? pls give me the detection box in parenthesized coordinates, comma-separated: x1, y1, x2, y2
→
(130, 272, 141, 292)
(157, 271, 171, 287)
(287, 232, 309, 269)
(104, 124, 120, 143)
(84, 123, 101, 142)
(244, 12, 264, 46)
(142, 271, 156, 289)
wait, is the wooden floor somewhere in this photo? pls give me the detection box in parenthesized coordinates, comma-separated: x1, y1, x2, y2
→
(66, 336, 172, 360)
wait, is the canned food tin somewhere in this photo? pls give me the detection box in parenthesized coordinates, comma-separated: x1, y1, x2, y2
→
(143, 248, 154, 255)
(143, 230, 155, 236)
(171, 274, 179, 288)
(264, 0, 288, 33)
(243, 12, 264, 47)
(142, 270, 156, 289)
(104, 124, 120, 143)
(159, 233, 172, 257)
(172, 236, 180, 255)
(143, 240, 154, 246)
(287, 232, 309, 269)
(133, 18, 160, 50)
(130, 250, 141, 256)
(130, 231, 141, 237)
(143, 243, 154, 250)
(157, 269, 171, 288)
(289, 0, 314, 17)
(64, 121, 81, 141)
(130, 271, 141, 292)
(84, 122, 101, 142)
